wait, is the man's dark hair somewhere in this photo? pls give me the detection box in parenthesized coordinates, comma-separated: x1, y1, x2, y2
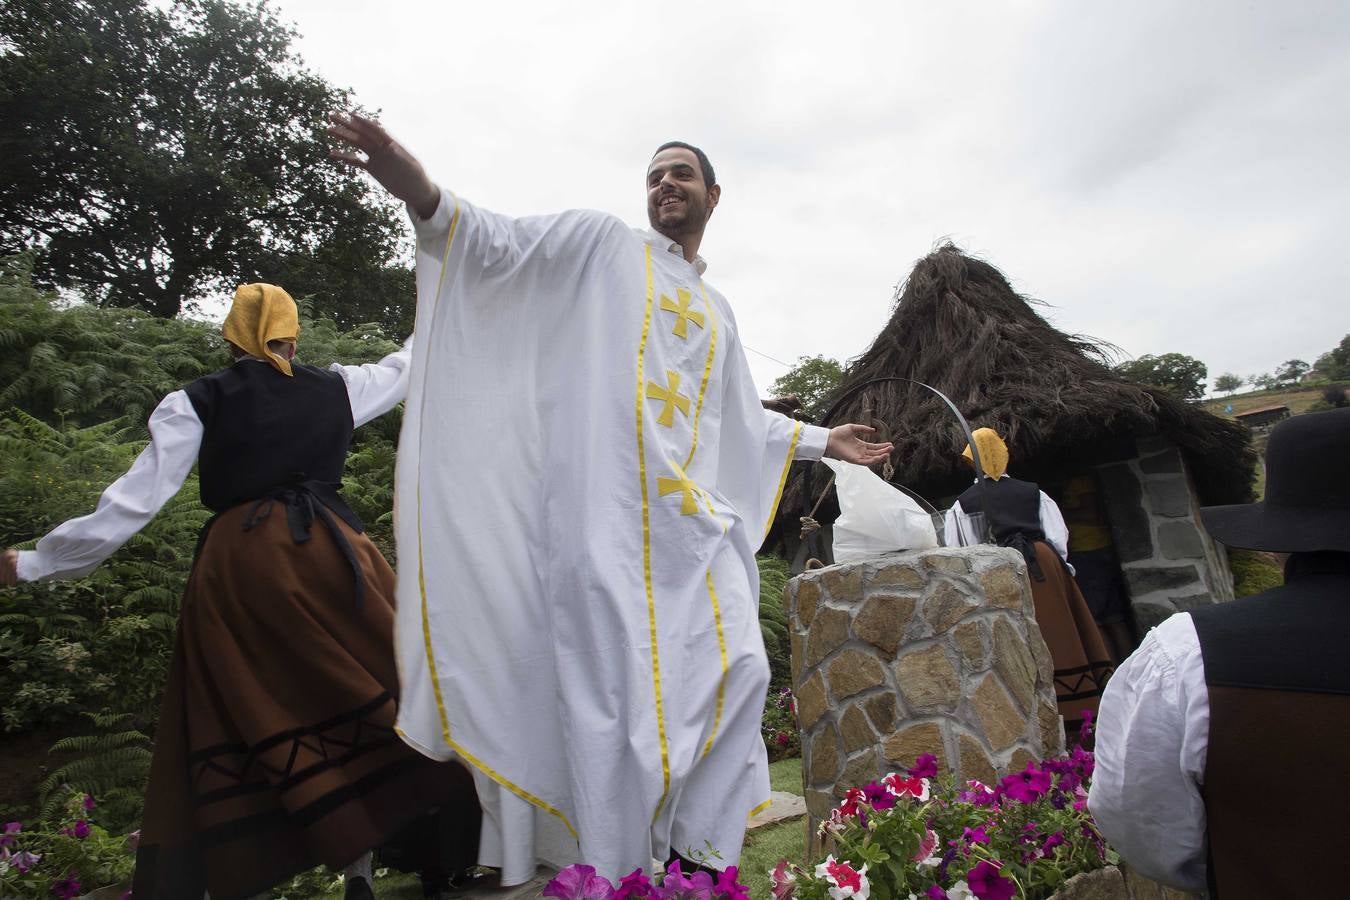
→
(652, 141, 716, 188)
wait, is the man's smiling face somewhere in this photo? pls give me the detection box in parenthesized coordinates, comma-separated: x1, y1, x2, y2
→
(646, 147, 719, 241)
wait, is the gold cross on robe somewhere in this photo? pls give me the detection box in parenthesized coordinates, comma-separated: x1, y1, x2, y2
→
(659, 288, 705, 339)
(646, 369, 691, 427)
(657, 460, 702, 516)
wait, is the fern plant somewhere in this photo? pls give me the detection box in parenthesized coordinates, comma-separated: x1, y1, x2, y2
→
(40, 711, 152, 833)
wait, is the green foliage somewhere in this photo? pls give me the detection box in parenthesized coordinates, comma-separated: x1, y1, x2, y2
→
(1274, 358, 1309, 385)
(0, 264, 403, 735)
(41, 712, 151, 833)
(1213, 373, 1243, 395)
(770, 355, 844, 422)
(757, 554, 793, 693)
(1229, 548, 1283, 599)
(1114, 352, 1208, 402)
(1314, 334, 1350, 380)
(0, 0, 415, 332)
(0, 788, 137, 898)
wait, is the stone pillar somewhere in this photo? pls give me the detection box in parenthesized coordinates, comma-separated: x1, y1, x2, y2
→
(786, 546, 1064, 852)
(1097, 438, 1236, 633)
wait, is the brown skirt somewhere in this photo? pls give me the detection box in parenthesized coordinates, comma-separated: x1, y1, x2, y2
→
(131, 502, 478, 900)
(1027, 541, 1115, 736)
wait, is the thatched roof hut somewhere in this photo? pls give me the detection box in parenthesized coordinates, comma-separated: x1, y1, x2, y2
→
(781, 244, 1256, 525)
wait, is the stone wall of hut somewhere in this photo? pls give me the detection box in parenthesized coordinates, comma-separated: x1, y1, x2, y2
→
(1094, 436, 1235, 634)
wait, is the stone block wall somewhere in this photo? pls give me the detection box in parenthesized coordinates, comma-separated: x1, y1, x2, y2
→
(1096, 438, 1235, 634)
(786, 546, 1065, 850)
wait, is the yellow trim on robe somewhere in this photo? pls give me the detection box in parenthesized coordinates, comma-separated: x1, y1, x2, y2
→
(413, 193, 577, 841)
(635, 245, 673, 821)
(682, 282, 720, 472)
(747, 798, 773, 820)
(700, 569, 730, 758)
(763, 420, 803, 540)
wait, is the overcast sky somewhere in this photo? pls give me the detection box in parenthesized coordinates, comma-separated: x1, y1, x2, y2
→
(269, 0, 1349, 394)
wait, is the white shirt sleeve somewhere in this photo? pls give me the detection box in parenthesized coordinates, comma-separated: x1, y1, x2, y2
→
(1038, 491, 1074, 574)
(1088, 613, 1211, 891)
(791, 420, 830, 461)
(329, 336, 415, 428)
(16, 390, 203, 582)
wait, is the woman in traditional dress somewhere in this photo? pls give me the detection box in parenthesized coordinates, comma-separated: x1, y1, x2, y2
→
(1, 285, 479, 900)
(943, 427, 1114, 733)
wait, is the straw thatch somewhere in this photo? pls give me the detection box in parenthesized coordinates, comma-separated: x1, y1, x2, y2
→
(780, 244, 1255, 526)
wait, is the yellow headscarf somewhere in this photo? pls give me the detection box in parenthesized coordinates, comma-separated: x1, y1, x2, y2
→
(961, 427, 1010, 480)
(222, 283, 300, 376)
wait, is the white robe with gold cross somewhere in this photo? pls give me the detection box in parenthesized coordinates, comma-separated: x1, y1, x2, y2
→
(392, 190, 828, 884)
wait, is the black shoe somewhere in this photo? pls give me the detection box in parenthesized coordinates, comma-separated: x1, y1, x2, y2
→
(345, 875, 376, 900)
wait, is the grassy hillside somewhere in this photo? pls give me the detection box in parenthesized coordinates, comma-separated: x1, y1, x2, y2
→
(1203, 383, 1345, 418)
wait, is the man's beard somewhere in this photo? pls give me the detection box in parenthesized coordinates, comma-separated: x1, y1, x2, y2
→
(650, 198, 702, 238)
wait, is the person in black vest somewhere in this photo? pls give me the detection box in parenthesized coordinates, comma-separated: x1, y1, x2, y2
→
(1, 284, 479, 900)
(944, 427, 1115, 733)
(1088, 407, 1350, 898)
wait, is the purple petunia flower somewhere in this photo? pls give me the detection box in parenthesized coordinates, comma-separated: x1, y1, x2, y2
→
(926, 886, 948, 900)
(1000, 762, 1052, 803)
(542, 864, 617, 900)
(12, 849, 41, 873)
(910, 753, 939, 779)
(1079, 709, 1094, 741)
(617, 868, 652, 898)
(653, 860, 715, 899)
(50, 874, 83, 900)
(966, 860, 1015, 900)
(82, 795, 95, 812)
(1042, 831, 1066, 856)
(962, 825, 990, 846)
(862, 781, 895, 811)
(1, 822, 20, 847)
(70, 821, 91, 839)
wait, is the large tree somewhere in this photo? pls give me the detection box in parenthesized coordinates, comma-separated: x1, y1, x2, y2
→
(1214, 373, 1243, 396)
(769, 354, 844, 422)
(0, 0, 414, 333)
(1114, 352, 1208, 402)
(1315, 334, 1350, 381)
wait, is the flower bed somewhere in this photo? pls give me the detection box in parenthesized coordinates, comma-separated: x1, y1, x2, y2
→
(0, 790, 136, 899)
(777, 719, 1109, 900)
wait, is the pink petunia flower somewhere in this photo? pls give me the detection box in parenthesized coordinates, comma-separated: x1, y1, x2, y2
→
(882, 773, 930, 802)
(653, 860, 715, 900)
(542, 864, 617, 900)
(776, 732, 790, 747)
(616, 868, 652, 899)
(126, 830, 141, 852)
(966, 860, 1015, 900)
(814, 855, 869, 900)
(912, 827, 941, 867)
(909, 753, 939, 779)
(769, 860, 797, 900)
(714, 866, 749, 900)
(1000, 762, 1052, 804)
(838, 788, 868, 818)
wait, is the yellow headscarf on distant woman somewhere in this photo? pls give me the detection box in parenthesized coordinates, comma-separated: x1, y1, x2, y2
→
(962, 427, 1010, 480)
(222, 283, 300, 376)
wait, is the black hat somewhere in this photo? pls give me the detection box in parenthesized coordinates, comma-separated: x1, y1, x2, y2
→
(1200, 407, 1350, 553)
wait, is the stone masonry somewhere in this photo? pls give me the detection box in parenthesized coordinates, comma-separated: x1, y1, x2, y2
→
(1096, 437, 1235, 634)
(786, 546, 1065, 851)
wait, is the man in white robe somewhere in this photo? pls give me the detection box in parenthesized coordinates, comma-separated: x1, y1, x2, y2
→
(329, 113, 892, 885)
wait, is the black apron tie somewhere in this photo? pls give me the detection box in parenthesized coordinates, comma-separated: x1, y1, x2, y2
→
(241, 483, 368, 609)
(1003, 532, 1046, 582)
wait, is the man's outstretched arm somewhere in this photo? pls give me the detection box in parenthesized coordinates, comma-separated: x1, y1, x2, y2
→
(328, 112, 440, 219)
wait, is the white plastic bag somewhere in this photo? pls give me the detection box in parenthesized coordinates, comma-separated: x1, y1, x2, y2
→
(821, 458, 938, 562)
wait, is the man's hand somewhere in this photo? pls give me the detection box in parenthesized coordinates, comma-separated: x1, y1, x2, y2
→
(1, 549, 18, 587)
(327, 112, 440, 220)
(824, 424, 894, 467)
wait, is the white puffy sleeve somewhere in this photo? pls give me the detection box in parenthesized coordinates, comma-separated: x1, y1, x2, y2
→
(16, 391, 203, 582)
